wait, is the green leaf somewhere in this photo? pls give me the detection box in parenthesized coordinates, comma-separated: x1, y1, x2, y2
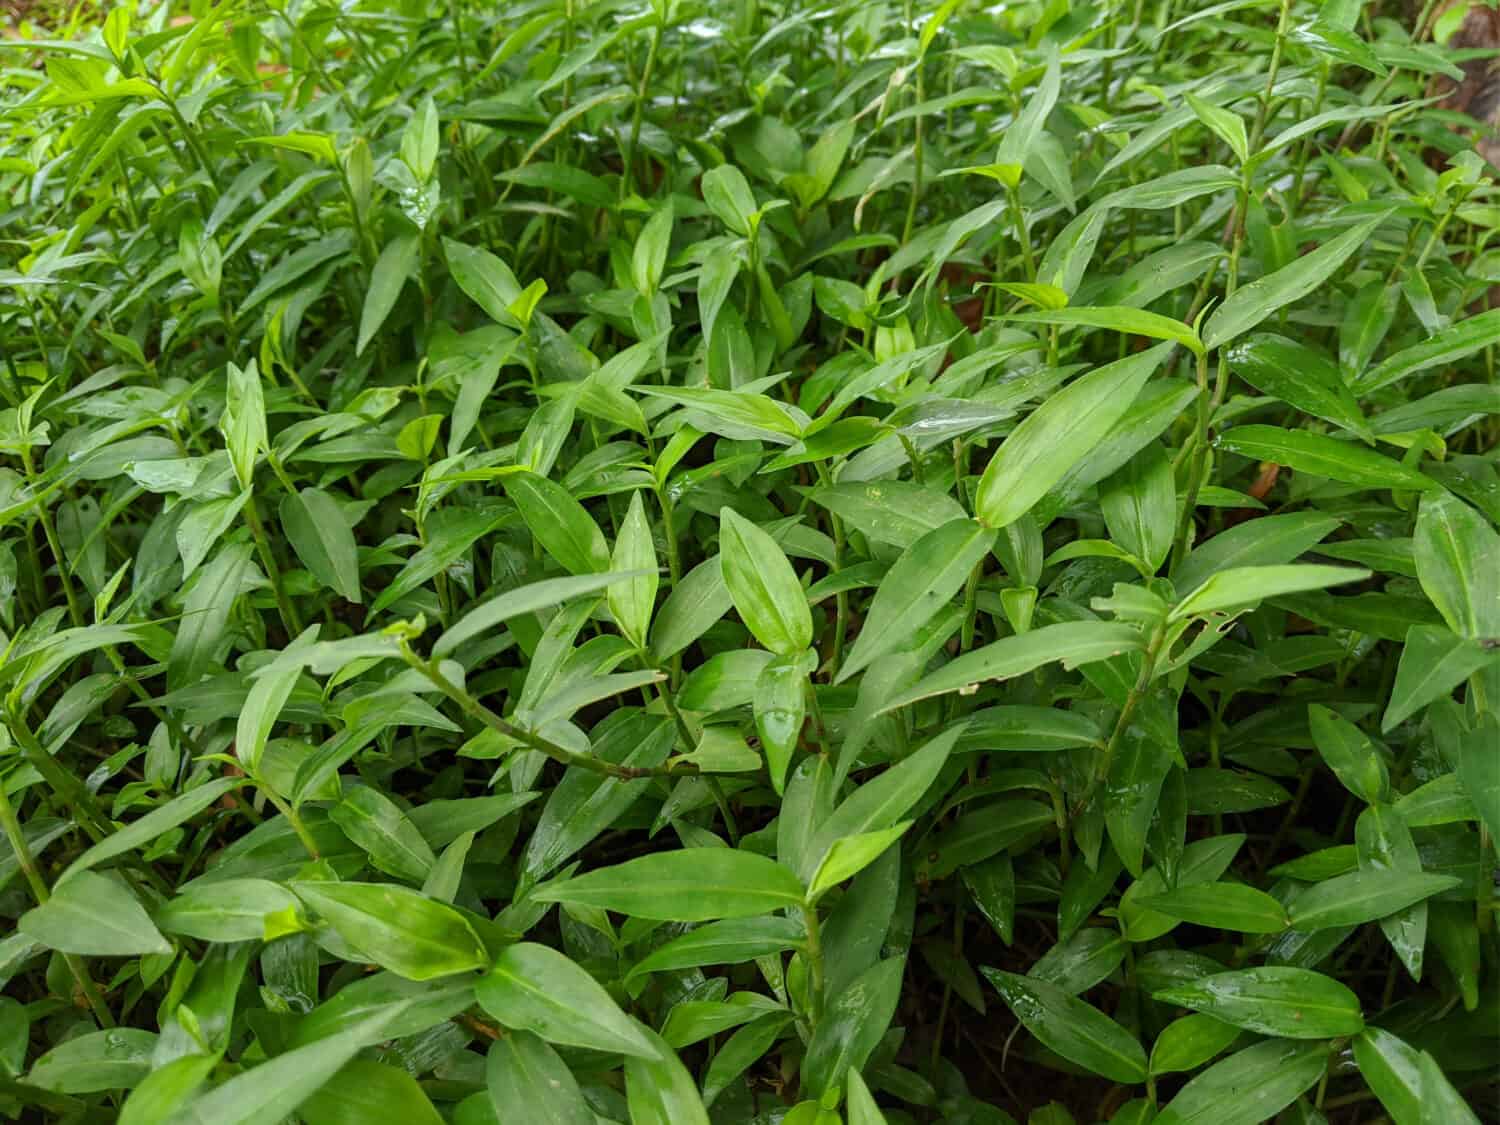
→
(719, 508, 813, 655)
(637, 385, 802, 443)
(802, 957, 907, 1096)
(975, 344, 1170, 528)
(1153, 1041, 1330, 1125)
(476, 942, 655, 1057)
(1414, 491, 1500, 640)
(444, 239, 522, 328)
(435, 571, 642, 657)
(330, 786, 437, 882)
(1185, 92, 1248, 163)
(1458, 713, 1500, 855)
(118, 1054, 221, 1124)
(1172, 564, 1369, 621)
(20, 870, 170, 956)
(981, 969, 1147, 1083)
(808, 822, 912, 901)
(171, 1005, 413, 1125)
(1215, 425, 1437, 490)
(485, 1033, 593, 1125)
(59, 777, 244, 882)
(222, 360, 267, 492)
(1172, 511, 1341, 594)
(1105, 729, 1173, 877)
(27, 1029, 156, 1093)
(838, 518, 996, 682)
(802, 726, 962, 883)
(1355, 306, 1500, 392)
(291, 882, 489, 980)
(505, 471, 609, 575)
(880, 622, 1146, 712)
(157, 878, 300, 942)
(623, 1023, 711, 1125)
(993, 51, 1060, 184)
(626, 917, 805, 981)
(1202, 211, 1390, 350)
(1009, 307, 1204, 355)
(358, 235, 420, 356)
(755, 650, 810, 794)
(1226, 333, 1369, 437)
(608, 492, 658, 649)
(1153, 967, 1363, 1038)
(1138, 883, 1289, 933)
(1149, 1014, 1241, 1076)
(369, 504, 511, 614)
(1285, 870, 1462, 931)
(169, 544, 256, 689)
(846, 1069, 889, 1125)
(701, 164, 757, 235)
(300, 1059, 444, 1125)
(281, 488, 362, 602)
(1101, 444, 1175, 572)
(1383, 625, 1498, 731)
(1308, 704, 1388, 803)
(533, 849, 806, 921)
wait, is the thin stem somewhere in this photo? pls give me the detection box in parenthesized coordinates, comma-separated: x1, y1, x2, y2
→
(0, 780, 115, 1027)
(22, 449, 85, 629)
(399, 641, 681, 780)
(244, 494, 303, 637)
(801, 902, 825, 1023)
(622, 21, 663, 199)
(1070, 620, 1169, 820)
(1007, 181, 1036, 281)
(262, 790, 322, 859)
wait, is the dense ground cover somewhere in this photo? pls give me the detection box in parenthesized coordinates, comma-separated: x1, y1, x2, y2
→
(1, 0, 1498, 1121)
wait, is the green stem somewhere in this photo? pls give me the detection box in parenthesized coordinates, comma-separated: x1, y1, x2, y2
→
(1071, 620, 1169, 820)
(1007, 181, 1036, 281)
(244, 493, 303, 637)
(263, 790, 322, 860)
(1247, 0, 1292, 153)
(622, 21, 663, 199)
(22, 449, 85, 629)
(400, 641, 681, 780)
(0, 780, 115, 1028)
(801, 902, 825, 1023)
(655, 485, 682, 587)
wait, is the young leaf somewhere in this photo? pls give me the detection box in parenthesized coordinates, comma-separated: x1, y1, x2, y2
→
(505, 471, 610, 575)
(608, 492, 659, 649)
(281, 488, 362, 602)
(291, 882, 489, 980)
(837, 518, 996, 682)
(719, 508, 813, 656)
(533, 849, 805, 921)
(975, 344, 1170, 528)
(1202, 211, 1390, 350)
